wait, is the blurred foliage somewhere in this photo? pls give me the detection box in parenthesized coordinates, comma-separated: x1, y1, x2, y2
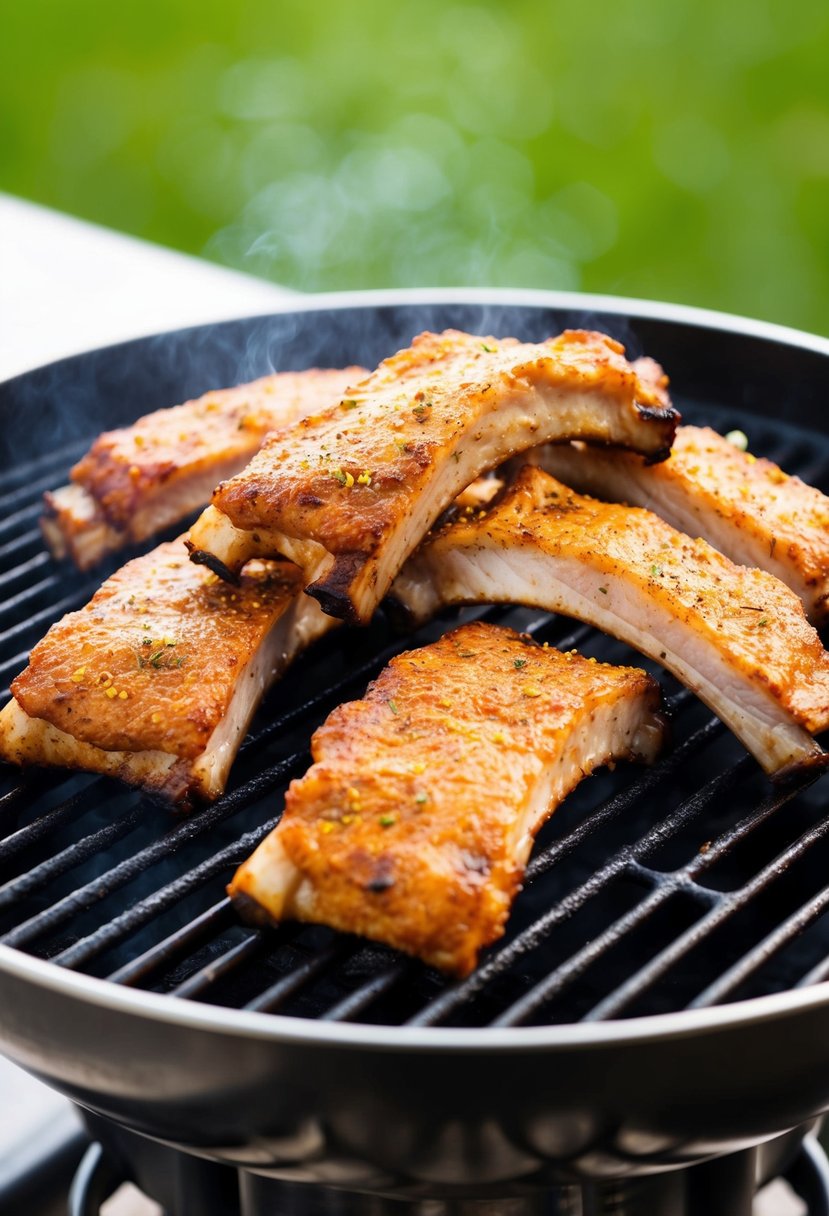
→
(3, 0, 829, 332)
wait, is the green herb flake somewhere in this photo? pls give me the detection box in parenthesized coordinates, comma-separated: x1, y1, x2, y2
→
(757, 617, 769, 627)
(481, 342, 496, 353)
(388, 699, 399, 715)
(514, 658, 527, 668)
(650, 564, 663, 577)
(378, 814, 396, 828)
(414, 791, 428, 805)
(341, 398, 358, 409)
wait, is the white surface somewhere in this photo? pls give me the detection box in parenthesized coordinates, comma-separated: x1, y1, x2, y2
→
(0, 193, 291, 1186)
(0, 192, 292, 381)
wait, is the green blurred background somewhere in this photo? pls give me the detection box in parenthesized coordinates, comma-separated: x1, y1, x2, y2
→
(4, 0, 829, 333)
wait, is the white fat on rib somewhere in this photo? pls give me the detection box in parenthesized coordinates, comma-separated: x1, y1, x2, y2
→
(191, 592, 333, 798)
(536, 441, 827, 624)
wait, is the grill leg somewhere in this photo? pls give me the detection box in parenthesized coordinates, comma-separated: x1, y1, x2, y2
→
(686, 1147, 757, 1216)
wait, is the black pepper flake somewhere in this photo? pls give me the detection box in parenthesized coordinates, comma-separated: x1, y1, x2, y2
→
(366, 875, 395, 893)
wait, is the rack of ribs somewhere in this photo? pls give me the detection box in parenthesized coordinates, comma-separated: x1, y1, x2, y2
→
(186, 329, 679, 624)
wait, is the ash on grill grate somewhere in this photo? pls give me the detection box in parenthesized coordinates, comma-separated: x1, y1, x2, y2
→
(2, 404, 829, 1030)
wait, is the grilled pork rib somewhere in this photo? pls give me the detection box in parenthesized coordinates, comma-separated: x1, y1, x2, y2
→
(230, 622, 666, 975)
(42, 367, 364, 569)
(187, 330, 678, 624)
(0, 540, 332, 803)
(534, 426, 829, 625)
(391, 467, 829, 778)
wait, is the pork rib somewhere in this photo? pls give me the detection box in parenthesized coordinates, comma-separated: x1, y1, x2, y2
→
(534, 426, 829, 625)
(391, 467, 829, 778)
(187, 330, 678, 624)
(42, 366, 364, 569)
(0, 540, 333, 804)
(230, 622, 666, 975)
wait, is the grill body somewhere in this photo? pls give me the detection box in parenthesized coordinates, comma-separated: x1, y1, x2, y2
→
(3, 292, 829, 1197)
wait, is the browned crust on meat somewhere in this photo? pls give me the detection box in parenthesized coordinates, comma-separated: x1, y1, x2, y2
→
(199, 329, 678, 622)
(538, 426, 829, 626)
(398, 466, 829, 740)
(230, 621, 666, 975)
(11, 540, 302, 758)
(68, 366, 364, 534)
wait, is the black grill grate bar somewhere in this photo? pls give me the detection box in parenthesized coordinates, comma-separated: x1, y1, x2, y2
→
(0, 466, 81, 515)
(583, 777, 825, 1020)
(0, 755, 302, 953)
(169, 930, 265, 1000)
(0, 588, 91, 649)
(795, 953, 829, 989)
(492, 878, 723, 1028)
(0, 777, 120, 861)
(50, 811, 283, 969)
(108, 898, 235, 986)
(523, 710, 719, 884)
(0, 500, 47, 539)
(0, 573, 62, 622)
(0, 773, 53, 825)
(488, 761, 752, 1027)
(684, 812, 829, 1009)
(0, 527, 43, 565)
(321, 963, 410, 1023)
(690, 883, 829, 1009)
(1, 550, 51, 592)
(242, 944, 344, 1014)
(408, 745, 746, 1028)
(0, 438, 87, 493)
(0, 800, 144, 912)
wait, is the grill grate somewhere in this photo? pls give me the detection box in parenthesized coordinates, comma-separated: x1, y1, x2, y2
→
(3, 406, 829, 1029)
